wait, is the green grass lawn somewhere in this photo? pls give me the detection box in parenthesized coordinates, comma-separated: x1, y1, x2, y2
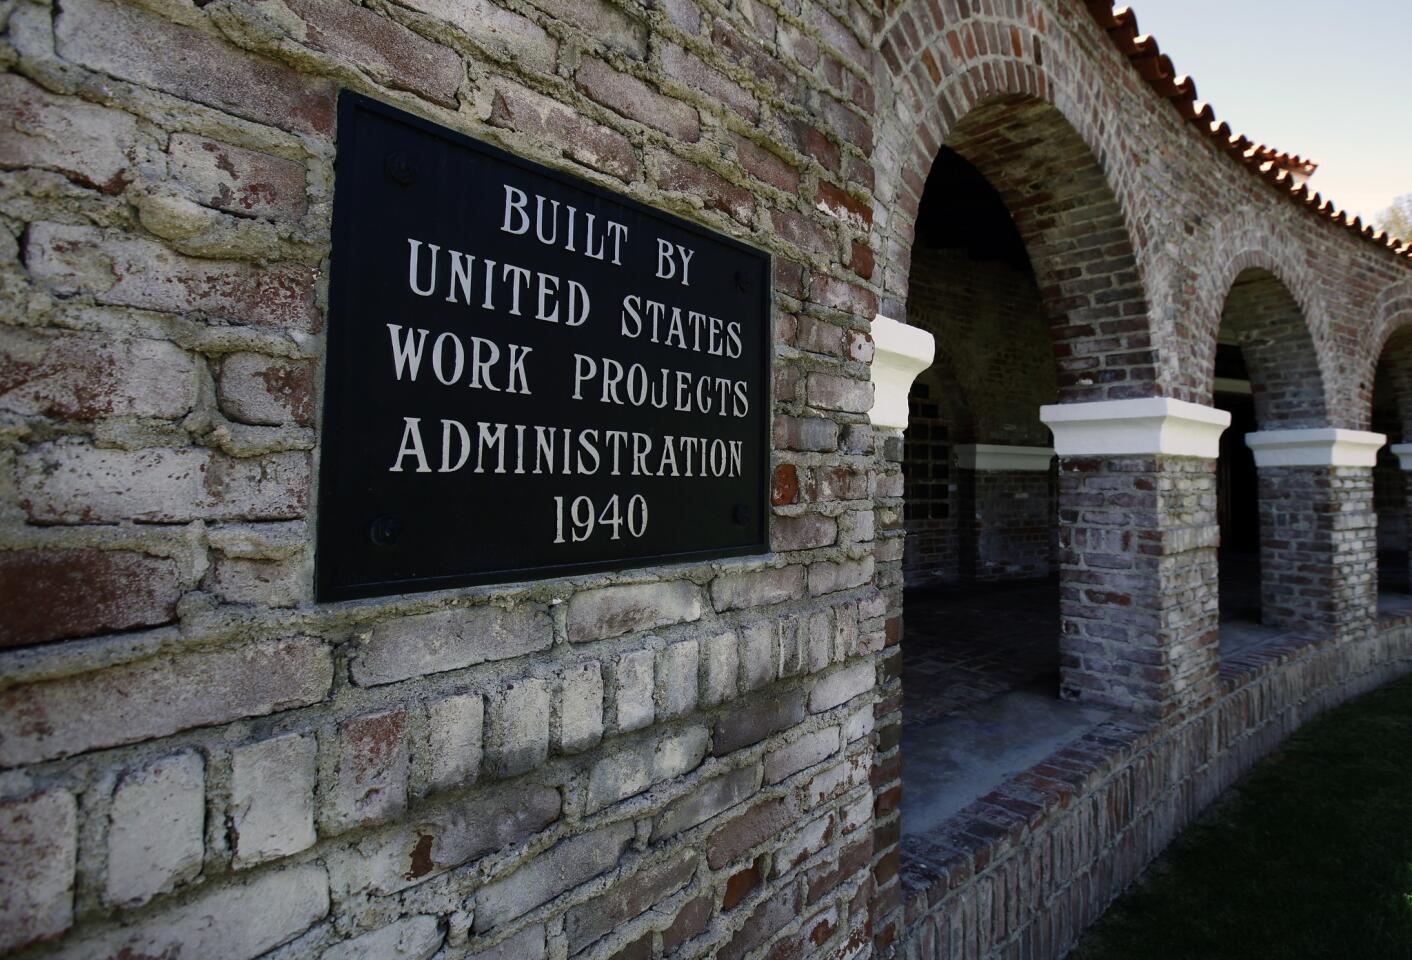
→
(1071, 673, 1412, 960)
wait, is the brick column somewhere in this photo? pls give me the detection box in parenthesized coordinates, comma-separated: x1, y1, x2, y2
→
(1041, 399, 1231, 715)
(1246, 429, 1385, 639)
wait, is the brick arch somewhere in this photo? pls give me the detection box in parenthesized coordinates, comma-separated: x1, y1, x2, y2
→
(1369, 284, 1412, 434)
(873, 1, 1159, 403)
(1181, 215, 1335, 425)
(1216, 264, 1329, 429)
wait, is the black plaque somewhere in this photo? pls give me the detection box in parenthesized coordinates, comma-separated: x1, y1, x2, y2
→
(317, 93, 771, 601)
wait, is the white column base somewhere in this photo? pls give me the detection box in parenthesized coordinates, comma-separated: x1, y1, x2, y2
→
(1039, 398, 1230, 458)
(866, 315, 935, 431)
(1245, 428, 1386, 467)
(954, 444, 1055, 471)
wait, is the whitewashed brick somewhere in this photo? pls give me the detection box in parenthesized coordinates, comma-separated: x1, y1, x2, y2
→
(474, 821, 634, 931)
(230, 733, 316, 868)
(808, 661, 875, 714)
(465, 923, 547, 960)
(67, 864, 328, 960)
(555, 662, 604, 754)
(656, 638, 699, 719)
(326, 709, 408, 833)
(566, 580, 703, 643)
(106, 751, 205, 907)
(485, 677, 551, 776)
(806, 556, 875, 596)
(764, 727, 840, 784)
(0, 74, 137, 192)
(321, 915, 442, 960)
(17, 444, 308, 524)
(424, 692, 483, 793)
(0, 636, 332, 766)
(327, 785, 560, 897)
(585, 724, 708, 814)
(353, 605, 552, 686)
(710, 565, 805, 611)
(612, 648, 655, 733)
(739, 620, 776, 691)
(0, 789, 76, 953)
(699, 630, 739, 706)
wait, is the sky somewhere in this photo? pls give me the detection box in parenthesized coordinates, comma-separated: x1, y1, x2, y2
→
(1120, 0, 1412, 228)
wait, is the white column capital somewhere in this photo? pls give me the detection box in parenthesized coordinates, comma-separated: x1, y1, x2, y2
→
(1390, 443, 1412, 470)
(867, 315, 935, 431)
(1039, 398, 1230, 458)
(1245, 428, 1386, 467)
(954, 444, 1055, 471)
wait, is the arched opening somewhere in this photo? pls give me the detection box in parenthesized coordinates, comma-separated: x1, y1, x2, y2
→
(1372, 327, 1412, 619)
(898, 97, 1145, 838)
(1211, 267, 1329, 654)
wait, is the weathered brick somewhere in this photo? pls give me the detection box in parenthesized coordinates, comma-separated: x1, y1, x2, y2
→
(555, 661, 604, 753)
(65, 863, 328, 960)
(739, 620, 777, 691)
(54, 0, 336, 136)
(663, 894, 713, 953)
(774, 415, 840, 452)
(466, 923, 546, 960)
(424, 692, 483, 793)
(485, 676, 551, 776)
(402, 0, 556, 73)
(564, 849, 698, 952)
(652, 763, 761, 840)
(230, 732, 317, 868)
(18, 445, 309, 524)
(474, 820, 634, 931)
(0, 789, 76, 953)
(525, 0, 647, 58)
(807, 556, 874, 596)
(489, 79, 638, 182)
(808, 661, 874, 714)
(713, 689, 806, 755)
(330, 785, 560, 896)
(700, 629, 740, 707)
(661, 41, 756, 119)
(707, 795, 791, 868)
(327, 709, 408, 833)
(807, 372, 874, 413)
(764, 727, 840, 784)
(612, 648, 656, 733)
(577, 58, 699, 140)
(652, 148, 755, 223)
(353, 605, 552, 686)
(169, 134, 307, 220)
(0, 74, 137, 193)
(586, 724, 708, 814)
(771, 811, 836, 877)
(710, 565, 806, 611)
(656, 637, 700, 719)
(719, 883, 798, 959)
(1, 328, 198, 420)
(106, 751, 205, 907)
(268, 0, 463, 107)
(26, 222, 320, 332)
(218, 353, 315, 426)
(567, 580, 703, 643)
(207, 555, 303, 608)
(732, 132, 800, 194)
(771, 513, 838, 552)
(0, 549, 181, 649)
(0, 636, 332, 766)
(321, 915, 442, 960)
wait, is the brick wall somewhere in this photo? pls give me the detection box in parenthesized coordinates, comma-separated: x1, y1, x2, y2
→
(1, 0, 1411, 959)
